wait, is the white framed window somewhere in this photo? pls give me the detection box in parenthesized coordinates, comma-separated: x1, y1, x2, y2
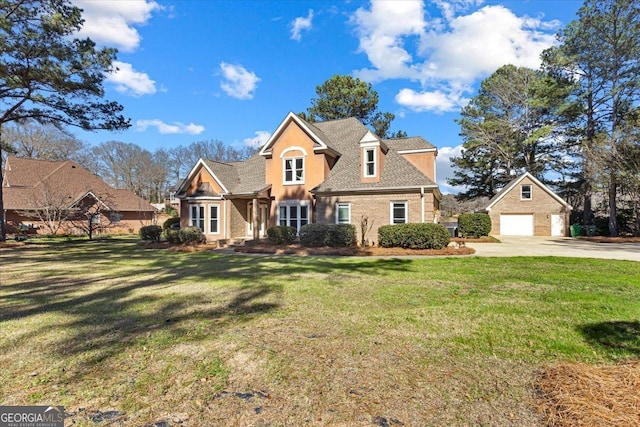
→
(364, 148, 376, 177)
(190, 204, 205, 231)
(336, 203, 351, 224)
(209, 205, 219, 234)
(278, 203, 309, 233)
(390, 201, 408, 224)
(283, 157, 304, 184)
(521, 184, 532, 200)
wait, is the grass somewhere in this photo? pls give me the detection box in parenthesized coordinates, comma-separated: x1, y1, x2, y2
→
(0, 238, 638, 426)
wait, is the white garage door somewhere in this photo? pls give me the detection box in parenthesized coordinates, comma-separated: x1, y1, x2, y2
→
(500, 214, 534, 236)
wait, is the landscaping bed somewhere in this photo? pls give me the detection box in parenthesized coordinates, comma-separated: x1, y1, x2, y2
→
(234, 242, 476, 256)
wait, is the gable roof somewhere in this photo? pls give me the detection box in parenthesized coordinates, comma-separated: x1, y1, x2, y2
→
(485, 172, 572, 211)
(259, 112, 340, 157)
(178, 113, 439, 197)
(2, 156, 155, 212)
(310, 117, 438, 193)
(175, 154, 268, 197)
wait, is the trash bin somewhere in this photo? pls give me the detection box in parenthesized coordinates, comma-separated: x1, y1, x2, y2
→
(585, 225, 596, 237)
(570, 224, 583, 237)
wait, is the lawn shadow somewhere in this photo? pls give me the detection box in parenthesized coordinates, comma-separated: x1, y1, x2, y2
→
(0, 239, 415, 369)
(578, 321, 640, 357)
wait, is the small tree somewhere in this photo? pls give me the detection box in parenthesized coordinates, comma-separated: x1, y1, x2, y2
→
(68, 192, 116, 240)
(18, 182, 75, 235)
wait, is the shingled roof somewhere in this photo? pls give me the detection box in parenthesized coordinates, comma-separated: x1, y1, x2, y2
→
(188, 115, 438, 196)
(2, 156, 155, 212)
(310, 117, 438, 193)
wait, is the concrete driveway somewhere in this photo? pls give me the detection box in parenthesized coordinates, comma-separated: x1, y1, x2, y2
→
(467, 236, 640, 262)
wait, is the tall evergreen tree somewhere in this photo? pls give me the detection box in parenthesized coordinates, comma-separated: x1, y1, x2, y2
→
(0, 0, 130, 241)
(302, 74, 405, 138)
(449, 65, 563, 199)
(544, 0, 640, 236)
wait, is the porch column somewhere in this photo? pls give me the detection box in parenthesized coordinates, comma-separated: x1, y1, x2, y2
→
(252, 198, 259, 240)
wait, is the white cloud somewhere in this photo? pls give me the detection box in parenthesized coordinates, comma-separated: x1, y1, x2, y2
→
(73, 0, 161, 52)
(106, 61, 156, 97)
(436, 145, 466, 194)
(395, 88, 468, 114)
(291, 9, 314, 41)
(136, 119, 205, 135)
(350, 1, 561, 113)
(351, 1, 426, 82)
(219, 62, 261, 100)
(243, 131, 271, 148)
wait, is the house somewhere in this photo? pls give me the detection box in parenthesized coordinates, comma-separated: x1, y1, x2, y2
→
(485, 172, 572, 236)
(2, 156, 155, 235)
(176, 112, 441, 243)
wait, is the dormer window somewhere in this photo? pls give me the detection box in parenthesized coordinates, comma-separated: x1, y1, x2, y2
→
(284, 157, 304, 184)
(364, 148, 376, 178)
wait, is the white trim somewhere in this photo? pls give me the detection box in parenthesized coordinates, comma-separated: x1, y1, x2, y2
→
(175, 158, 230, 196)
(360, 141, 380, 148)
(190, 204, 205, 231)
(359, 130, 380, 145)
(260, 112, 329, 156)
(282, 156, 305, 185)
(335, 202, 351, 224)
(276, 200, 310, 233)
(520, 184, 532, 200)
(485, 172, 572, 211)
(363, 147, 377, 178)
(390, 201, 408, 224)
(279, 146, 308, 158)
(209, 204, 220, 234)
(397, 148, 437, 154)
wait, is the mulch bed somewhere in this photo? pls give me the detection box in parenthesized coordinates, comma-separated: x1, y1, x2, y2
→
(234, 243, 476, 256)
(535, 360, 640, 427)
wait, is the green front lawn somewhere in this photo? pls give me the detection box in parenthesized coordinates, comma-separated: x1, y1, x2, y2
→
(0, 239, 638, 426)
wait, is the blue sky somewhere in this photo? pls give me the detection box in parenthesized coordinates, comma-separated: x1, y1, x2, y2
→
(73, 0, 584, 193)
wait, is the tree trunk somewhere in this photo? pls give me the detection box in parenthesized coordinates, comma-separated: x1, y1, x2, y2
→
(0, 126, 6, 242)
(608, 177, 618, 237)
(582, 181, 593, 226)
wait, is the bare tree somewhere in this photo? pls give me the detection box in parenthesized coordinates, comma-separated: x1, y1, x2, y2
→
(3, 121, 85, 161)
(18, 182, 75, 235)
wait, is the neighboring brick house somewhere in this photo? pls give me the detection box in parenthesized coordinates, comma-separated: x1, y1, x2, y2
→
(485, 172, 572, 236)
(176, 112, 441, 244)
(2, 156, 155, 235)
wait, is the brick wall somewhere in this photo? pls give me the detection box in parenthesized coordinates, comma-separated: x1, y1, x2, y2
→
(315, 191, 438, 245)
(487, 176, 570, 236)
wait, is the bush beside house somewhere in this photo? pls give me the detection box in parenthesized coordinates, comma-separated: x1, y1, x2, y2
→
(299, 224, 356, 247)
(378, 223, 450, 249)
(457, 213, 491, 238)
(266, 226, 296, 245)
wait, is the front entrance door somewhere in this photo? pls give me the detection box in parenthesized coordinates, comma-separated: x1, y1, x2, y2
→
(247, 203, 267, 237)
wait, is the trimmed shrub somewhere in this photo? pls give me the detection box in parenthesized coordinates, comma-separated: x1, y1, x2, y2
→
(164, 228, 181, 244)
(162, 217, 181, 230)
(178, 226, 205, 244)
(140, 225, 162, 242)
(299, 223, 357, 247)
(457, 213, 491, 238)
(378, 223, 450, 249)
(266, 226, 296, 245)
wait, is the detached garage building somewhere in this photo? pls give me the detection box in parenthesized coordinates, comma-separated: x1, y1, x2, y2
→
(485, 172, 572, 237)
